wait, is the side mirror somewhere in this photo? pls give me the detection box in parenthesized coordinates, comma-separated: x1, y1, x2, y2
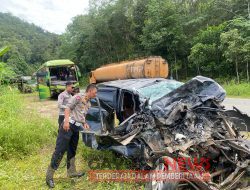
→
(46, 80, 50, 87)
(76, 65, 81, 78)
(140, 98, 149, 110)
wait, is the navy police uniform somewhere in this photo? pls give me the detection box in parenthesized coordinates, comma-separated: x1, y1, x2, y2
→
(50, 93, 90, 170)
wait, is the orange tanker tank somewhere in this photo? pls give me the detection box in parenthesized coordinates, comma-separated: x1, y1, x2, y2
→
(89, 56, 168, 84)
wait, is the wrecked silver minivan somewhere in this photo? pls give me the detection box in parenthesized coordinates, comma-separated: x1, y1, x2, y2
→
(83, 76, 250, 190)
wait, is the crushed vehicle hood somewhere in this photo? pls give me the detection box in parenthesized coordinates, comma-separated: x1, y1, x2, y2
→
(150, 76, 226, 122)
(84, 76, 250, 190)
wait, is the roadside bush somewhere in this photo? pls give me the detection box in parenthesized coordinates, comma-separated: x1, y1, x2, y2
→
(223, 81, 250, 97)
(79, 74, 89, 88)
(0, 86, 55, 159)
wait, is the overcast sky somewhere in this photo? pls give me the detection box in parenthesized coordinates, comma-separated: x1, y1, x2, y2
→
(0, 0, 89, 34)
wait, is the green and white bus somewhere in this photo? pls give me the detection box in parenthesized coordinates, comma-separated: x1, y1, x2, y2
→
(36, 59, 81, 99)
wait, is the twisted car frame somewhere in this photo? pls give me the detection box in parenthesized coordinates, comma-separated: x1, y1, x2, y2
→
(83, 76, 250, 190)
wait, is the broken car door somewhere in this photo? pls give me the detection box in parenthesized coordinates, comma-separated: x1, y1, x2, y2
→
(96, 87, 118, 131)
(82, 97, 104, 149)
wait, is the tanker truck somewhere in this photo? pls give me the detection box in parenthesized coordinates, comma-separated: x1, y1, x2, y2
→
(89, 56, 168, 83)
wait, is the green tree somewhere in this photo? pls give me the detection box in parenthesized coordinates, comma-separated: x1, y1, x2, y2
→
(0, 46, 15, 83)
(59, 0, 138, 74)
(0, 13, 60, 75)
(242, 40, 250, 82)
(220, 29, 245, 84)
(140, 0, 186, 79)
(0, 46, 10, 57)
(188, 24, 226, 78)
(57, 0, 249, 81)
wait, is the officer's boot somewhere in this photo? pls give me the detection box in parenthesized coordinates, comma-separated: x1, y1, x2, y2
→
(46, 165, 55, 188)
(67, 157, 85, 178)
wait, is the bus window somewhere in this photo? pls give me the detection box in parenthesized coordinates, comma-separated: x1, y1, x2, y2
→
(49, 66, 77, 82)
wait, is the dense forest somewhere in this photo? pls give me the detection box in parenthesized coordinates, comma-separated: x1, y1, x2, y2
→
(0, 0, 250, 83)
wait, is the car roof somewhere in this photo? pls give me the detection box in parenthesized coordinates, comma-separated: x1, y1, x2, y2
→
(98, 78, 170, 91)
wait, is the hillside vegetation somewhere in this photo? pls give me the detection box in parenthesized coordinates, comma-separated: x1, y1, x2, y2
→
(0, 13, 60, 75)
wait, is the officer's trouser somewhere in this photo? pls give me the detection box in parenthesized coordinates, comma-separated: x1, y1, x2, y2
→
(58, 115, 64, 128)
(50, 122, 79, 170)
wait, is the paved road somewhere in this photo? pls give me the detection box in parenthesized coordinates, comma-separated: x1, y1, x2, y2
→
(223, 98, 250, 115)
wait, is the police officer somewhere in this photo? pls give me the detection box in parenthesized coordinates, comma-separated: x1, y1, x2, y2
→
(46, 84, 97, 188)
(57, 82, 74, 129)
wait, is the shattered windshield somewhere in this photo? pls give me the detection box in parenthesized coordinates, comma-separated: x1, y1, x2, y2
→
(137, 80, 183, 103)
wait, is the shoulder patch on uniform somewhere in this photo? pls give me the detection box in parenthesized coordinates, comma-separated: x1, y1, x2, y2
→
(75, 95, 81, 100)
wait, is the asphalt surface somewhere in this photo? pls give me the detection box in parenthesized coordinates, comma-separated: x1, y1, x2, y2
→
(223, 97, 250, 115)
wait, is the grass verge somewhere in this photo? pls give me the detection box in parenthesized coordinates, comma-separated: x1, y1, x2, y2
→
(0, 87, 144, 189)
(0, 145, 144, 190)
(0, 86, 55, 159)
(222, 82, 250, 98)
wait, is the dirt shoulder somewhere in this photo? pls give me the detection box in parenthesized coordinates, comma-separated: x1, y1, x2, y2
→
(24, 93, 58, 121)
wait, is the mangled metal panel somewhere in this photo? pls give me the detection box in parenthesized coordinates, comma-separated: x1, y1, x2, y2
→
(150, 76, 226, 122)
